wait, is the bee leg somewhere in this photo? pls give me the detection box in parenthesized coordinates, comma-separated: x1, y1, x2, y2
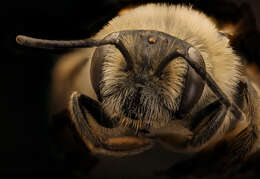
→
(68, 91, 153, 156)
(223, 124, 258, 164)
(144, 101, 228, 151)
(221, 80, 259, 167)
(188, 100, 228, 148)
(205, 124, 258, 177)
(157, 101, 229, 178)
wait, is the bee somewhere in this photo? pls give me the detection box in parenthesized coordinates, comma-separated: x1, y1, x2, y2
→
(16, 3, 260, 174)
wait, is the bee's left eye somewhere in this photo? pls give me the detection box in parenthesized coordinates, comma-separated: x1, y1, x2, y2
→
(91, 46, 106, 101)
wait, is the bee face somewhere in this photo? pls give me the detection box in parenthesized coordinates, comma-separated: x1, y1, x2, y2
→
(90, 30, 201, 128)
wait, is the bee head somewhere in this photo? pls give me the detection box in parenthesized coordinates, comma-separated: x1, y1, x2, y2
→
(91, 30, 205, 128)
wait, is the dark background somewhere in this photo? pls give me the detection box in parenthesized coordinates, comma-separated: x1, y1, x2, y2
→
(1, 0, 260, 178)
(0, 0, 122, 177)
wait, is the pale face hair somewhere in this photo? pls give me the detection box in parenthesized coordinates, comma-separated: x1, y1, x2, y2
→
(99, 31, 188, 128)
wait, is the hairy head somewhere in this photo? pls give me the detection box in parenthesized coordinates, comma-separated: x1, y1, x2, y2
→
(91, 30, 205, 129)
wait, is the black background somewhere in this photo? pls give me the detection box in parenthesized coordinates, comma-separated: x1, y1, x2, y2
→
(0, 0, 121, 177)
(1, 0, 260, 178)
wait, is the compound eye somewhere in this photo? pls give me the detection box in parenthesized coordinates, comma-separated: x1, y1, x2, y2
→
(91, 46, 106, 101)
(176, 47, 206, 118)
